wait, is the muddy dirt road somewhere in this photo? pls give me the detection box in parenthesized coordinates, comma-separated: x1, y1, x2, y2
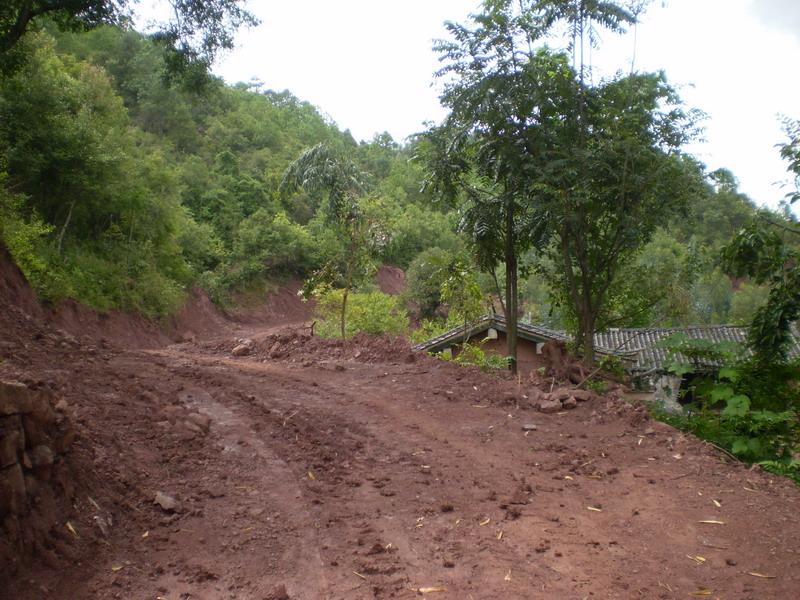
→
(3, 318, 800, 600)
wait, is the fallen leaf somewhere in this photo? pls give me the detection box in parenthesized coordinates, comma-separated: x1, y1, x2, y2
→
(688, 590, 712, 596)
(111, 565, 124, 572)
(504, 569, 512, 581)
(712, 499, 722, 508)
(747, 572, 776, 579)
(417, 587, 447, 594)
(497, 531, 504, 540)
(587, 506, 603, 512)
(307, 471, 316, 481)
(141, 530, 149, 538)
(698, 520, 725, 525)
(687, 555, 706, 564)
(66, 522, 79, 538)
(564, 475, 574, 481)
(479, 517, 491, 526)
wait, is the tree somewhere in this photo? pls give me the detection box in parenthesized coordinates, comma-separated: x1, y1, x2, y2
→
(439, 257, 484, 343)
(426, 0, 698, 366)
(536, 74, 703, 359)
(722, 120, 800, 363)
(281, 143, 373, 338)
(424, 5, 567, 374)
(0, 0, 257, 73)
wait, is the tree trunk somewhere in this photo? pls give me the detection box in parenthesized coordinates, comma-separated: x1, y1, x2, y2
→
(581, 304, 596, 366)
(57, 199, 76, 255)
(505, 201, 518, 375)
(491, 268, 507, 317)
(340, 287, 349, 339)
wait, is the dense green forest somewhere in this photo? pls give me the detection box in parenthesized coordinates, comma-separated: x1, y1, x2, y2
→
(0, 22, 794, 327)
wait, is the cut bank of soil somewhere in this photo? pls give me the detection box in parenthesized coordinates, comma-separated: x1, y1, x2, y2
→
(2, 249, 800, 599)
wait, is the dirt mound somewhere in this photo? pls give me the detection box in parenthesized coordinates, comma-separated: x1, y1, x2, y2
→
(210, 328, 421, 366)
(226, 280, 313, 326)
(375, 265, 407, 295)
(0, 246, 44, 324)
(169, 288, 231, 341)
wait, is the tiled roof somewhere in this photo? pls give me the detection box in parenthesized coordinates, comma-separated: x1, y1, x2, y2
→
(414, 316, 800, 374)
(412, 314, 627, 360)
(412, 315, 567, 353)
(594, 325, 800, 373)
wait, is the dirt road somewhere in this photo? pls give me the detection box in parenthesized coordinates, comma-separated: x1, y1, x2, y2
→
(3, 319, 800, 600)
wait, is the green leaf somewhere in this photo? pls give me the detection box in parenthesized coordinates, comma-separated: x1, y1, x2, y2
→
(717, 367, 739, 382)
(710, 386, 735, 402)
(731, 438, 750, 456)
(722, 394, 750, 418)
(667, 361, 693, 377)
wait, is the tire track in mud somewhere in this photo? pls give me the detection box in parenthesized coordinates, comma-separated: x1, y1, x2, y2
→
(153, 348, 579, 598)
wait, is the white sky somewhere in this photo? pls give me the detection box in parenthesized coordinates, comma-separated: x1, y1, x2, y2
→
(159, 1, 800, 212)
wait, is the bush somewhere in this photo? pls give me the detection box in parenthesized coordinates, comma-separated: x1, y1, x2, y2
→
(405, 248, 453, 318)
(315, 289, 409, 339)
(446, 341, 510, 372)
(658, 334, 800, 483)
(232, 210, 315, 281)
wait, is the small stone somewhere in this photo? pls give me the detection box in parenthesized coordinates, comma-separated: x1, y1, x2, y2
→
(562, 397, 578, 410)
(552, 388, 573, 401)
(232, 344, 251, 357)
(571, 390, 594, 402)
(538, 399, 562, 414)
(725, 558, 737, 566)
(186, 412, 211, 433)
(154, 491, 181, 513)
(521, 423, 538, 432)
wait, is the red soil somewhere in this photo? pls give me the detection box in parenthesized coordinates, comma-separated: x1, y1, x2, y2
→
(2, 246, 800, 600)
(376, 265, 407, 296)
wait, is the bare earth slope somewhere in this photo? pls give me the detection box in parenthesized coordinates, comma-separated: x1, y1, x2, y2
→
(1, 251, 799, 599)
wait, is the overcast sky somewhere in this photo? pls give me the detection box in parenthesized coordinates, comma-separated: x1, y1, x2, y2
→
(173, 0, 799, 212)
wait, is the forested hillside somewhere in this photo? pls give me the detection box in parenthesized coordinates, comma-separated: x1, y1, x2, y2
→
(0, 25, 459, 318)
(0, 22, 796, 330)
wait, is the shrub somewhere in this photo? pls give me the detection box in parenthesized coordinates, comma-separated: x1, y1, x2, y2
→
(658, 334, 800, 483)
(315, 289, 409, 338)
(405, 247, 453, 318)
(232, 209, 315, 281)
(446, 341, 510, 372)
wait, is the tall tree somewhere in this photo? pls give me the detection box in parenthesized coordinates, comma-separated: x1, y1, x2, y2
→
(536, 73, 702, 359)
(424, 6, 565, 374)
(0, 0, 257, 73)
(281, 143, 373, 338)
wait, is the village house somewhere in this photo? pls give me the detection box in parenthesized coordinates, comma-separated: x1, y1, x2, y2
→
(414, 316, 800, 411)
